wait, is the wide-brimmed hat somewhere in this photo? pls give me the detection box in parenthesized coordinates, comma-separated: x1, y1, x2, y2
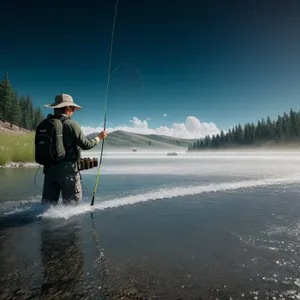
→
(44, 94, 82, 110)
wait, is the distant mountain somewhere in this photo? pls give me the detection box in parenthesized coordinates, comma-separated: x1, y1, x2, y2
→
(86, 130, 195, 150)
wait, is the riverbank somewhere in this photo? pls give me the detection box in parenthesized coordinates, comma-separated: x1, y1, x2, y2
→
(0, 132, 35, 166)
(0, 162, 39, 168)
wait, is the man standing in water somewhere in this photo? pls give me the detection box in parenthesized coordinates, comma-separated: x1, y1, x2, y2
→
(35, 93, 107, 205)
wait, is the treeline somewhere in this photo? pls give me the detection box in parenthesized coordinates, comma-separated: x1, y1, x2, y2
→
(0, 71, 44, 130)
(188, 109, 300, 151)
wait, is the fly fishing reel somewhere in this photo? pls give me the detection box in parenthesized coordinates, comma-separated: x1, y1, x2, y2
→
(78, 157, 98, 170)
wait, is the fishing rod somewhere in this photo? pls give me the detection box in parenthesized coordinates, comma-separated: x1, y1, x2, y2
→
(91, 0, 120, 206)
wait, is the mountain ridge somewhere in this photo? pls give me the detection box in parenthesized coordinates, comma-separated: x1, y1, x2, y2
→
(86, 130, 195, 150)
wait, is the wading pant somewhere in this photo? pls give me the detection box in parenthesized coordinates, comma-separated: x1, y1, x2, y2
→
(42, 166, 82, 205)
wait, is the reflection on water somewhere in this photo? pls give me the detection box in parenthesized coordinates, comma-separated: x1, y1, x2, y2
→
(0, 218, 106, 300)
(39, 223, 84, 299)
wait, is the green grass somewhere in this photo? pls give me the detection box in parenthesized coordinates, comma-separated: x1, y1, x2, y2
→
(0, 133, 35, 166)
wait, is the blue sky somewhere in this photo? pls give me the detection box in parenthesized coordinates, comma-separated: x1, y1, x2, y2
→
(1, 0, 300, 138)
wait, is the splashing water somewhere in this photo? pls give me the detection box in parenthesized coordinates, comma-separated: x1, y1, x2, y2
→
(1, 173, 300, 222)
(38, 173, 300, 220)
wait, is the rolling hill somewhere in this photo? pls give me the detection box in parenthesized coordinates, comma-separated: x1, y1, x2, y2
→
(0, 120, 195, 151)
(0, 120, 32, 135)
(86, 130, 196, 150)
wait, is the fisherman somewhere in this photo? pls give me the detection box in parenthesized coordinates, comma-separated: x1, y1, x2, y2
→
(35, 93, 107, 205)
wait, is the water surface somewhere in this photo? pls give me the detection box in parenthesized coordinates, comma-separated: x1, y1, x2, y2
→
(1, 151, 300, 299)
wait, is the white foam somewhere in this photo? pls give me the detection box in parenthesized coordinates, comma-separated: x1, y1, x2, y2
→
(39, 174, 300, 220)
(1, 201, 50, 220)
(0, 198, 41, 214)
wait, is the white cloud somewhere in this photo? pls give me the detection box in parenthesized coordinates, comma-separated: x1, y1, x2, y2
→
(163, 113, 167, 117)
(130, 116, 148, 129)
(81, 116, 221, 139)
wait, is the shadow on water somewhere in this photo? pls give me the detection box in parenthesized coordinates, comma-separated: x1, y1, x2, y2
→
(36, 215, 109, 299)
(38, 221, 86, 299)
(0, 215, 93, 299)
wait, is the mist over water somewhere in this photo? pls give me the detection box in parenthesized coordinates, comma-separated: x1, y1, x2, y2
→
(81, 149, 300, 177)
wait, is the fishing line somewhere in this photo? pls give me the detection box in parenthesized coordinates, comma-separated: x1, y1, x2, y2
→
(32, 139, 43, 189)
(91, 0, 120, 206)
(33, 164, 43, 189)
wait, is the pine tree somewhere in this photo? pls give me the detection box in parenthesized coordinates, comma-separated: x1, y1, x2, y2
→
(188, 108, 300, 152)
(250, 123, 256, 144)
(32, 107, 42, 129)
(289, 109, 298, 138)
(19, 95, 29, 129)
(226, 129, 232, 145)
(0, 71, 14, 122)
(266, 116, 275, 140)
(295, 110, 300, 136)
(0, 71, 45, 129)
(244, 123, 250, 145)
(26, 95, 34, 130)
(220, 130, 225, 145)
(237, 124, 244, 144)
(8, 92, 22, 127)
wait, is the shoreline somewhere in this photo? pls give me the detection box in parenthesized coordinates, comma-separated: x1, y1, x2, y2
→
(0, 162, 39, 168)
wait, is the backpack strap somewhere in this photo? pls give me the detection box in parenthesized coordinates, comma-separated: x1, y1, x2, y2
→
(58, 115, 78, 163)
(46, 114, 69, 123)
(59, 115, 69, 123)
(57, 115, 69, 161)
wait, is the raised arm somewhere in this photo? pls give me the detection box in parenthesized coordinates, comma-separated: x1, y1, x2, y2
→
(69, 121, 99, 150)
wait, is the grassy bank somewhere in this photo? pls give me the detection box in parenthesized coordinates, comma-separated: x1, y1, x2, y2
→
(0, 133, 35, 166)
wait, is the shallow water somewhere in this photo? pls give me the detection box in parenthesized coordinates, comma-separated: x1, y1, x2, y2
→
(1, 151, 300, 299)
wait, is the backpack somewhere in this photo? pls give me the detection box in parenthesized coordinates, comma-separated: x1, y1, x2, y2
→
(34, 115, 68, 166)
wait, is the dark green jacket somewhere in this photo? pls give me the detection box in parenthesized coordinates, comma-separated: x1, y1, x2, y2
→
(43, 114, 98, 174)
